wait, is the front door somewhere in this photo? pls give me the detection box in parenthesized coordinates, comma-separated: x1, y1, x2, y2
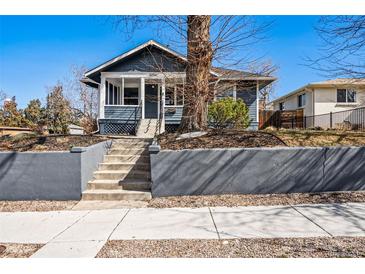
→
(145, 84, 158, 118)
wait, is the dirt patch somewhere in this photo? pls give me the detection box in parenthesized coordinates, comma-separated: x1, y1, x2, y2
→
(159, 129, 286, 150)
(158, 129, 365, 150)
(0, 200, 78, 212)
(97, 237, 365, 258)
(0, 134, 109, 152)
(0, 243, 43, 258)
(148, 191, 365, 208)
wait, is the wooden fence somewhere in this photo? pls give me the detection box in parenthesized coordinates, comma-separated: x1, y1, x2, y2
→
(259, 109, 304, 129)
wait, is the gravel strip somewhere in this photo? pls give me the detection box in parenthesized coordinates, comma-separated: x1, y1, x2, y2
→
(148, 191, 365, 208)
(0, 243, 43, 258)
(0, 200, 78, 212)
(96, 237, 365, 258)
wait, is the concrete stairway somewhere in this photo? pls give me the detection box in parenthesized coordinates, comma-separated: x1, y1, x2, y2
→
(82, 138, 152, 201)
(136, 119, 159, 138)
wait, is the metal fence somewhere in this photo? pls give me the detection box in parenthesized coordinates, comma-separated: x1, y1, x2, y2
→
(304, 107, 365, 131)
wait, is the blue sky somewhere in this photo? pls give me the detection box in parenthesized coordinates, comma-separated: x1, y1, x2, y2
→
(0, 16, 323, 108)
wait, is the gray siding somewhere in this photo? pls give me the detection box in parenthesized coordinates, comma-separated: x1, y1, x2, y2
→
(236, 87, 258, 128)
(165, 106, 183, 124)
(104, 106, 141, 120)
(89, 46, 186, 83)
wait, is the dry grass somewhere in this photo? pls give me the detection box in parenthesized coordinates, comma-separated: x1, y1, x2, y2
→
(97, 237, 365, 258)
(268, 129, 365, 147)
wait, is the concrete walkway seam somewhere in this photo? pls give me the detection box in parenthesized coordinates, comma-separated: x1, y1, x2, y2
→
(46, 210, 91, 244)
(107, 209, 131, 241)
(290, 204, 333, 237)
(208, 207, 221, 240)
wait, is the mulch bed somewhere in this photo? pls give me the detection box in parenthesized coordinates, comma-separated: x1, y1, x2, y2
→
(158, 129, 365, 150)
(148, 191, 365, 208)
(158, 129, 287, 150)
(0, 243, 43, 258)
(0, 134, 109, 152)
(0, 200, 78, 212)
(97, 237, 365, 258)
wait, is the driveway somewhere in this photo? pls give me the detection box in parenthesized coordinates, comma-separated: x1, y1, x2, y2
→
(0, 203, 364, 257)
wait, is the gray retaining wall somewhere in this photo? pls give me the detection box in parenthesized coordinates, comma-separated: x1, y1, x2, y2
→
(0, 140, 111, 200)
(150, 146, 365, 197)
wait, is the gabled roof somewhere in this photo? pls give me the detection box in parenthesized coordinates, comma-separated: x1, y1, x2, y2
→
(83, 39, 276, 85)
(270, 78, 365, 104)
(85, 40, 187, 77)
(211, 67, 276, 81)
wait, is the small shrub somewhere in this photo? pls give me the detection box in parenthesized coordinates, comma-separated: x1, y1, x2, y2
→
(208, 98, 251, 129)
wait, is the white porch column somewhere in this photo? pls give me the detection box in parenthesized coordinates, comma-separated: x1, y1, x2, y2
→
(233, 84, 237, 101)
(99, 75, 106, 119)
(256, 80, 259, 123)
(161, 78, 166, 133)
(140, 77, 145, 119)
(121, 77, 124, 105)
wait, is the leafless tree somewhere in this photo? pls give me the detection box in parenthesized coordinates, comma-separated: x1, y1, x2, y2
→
(248, 59, 278, 109)
(0, 89, 8, 105)
(112, 16, 273, 132)
(306, 16, 365, 79)
(64, 65, 98, 133)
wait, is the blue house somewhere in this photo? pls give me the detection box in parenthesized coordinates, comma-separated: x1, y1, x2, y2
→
(81, 40, 275, 135)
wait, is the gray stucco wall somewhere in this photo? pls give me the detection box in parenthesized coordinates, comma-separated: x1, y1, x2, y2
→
(0, 140, 111, 200)
(150, 146, 365, 197)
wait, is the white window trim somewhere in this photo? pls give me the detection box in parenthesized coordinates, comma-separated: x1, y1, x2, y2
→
(105, 80, 140, 107)
(337, 88, 357, 103)
(165, 84, 184, 107)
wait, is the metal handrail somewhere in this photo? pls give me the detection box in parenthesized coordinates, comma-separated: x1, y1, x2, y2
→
(154, 98, 164, 139)
(133, 102, 143, 135)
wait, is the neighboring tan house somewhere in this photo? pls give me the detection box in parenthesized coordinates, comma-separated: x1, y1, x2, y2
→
(270, 79, 365, 117)
(81, 40, 276, 136)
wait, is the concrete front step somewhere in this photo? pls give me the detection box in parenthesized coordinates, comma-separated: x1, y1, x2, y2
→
(108, 148, 149, 155)
(98, 162, 150, 171)
(111, 143, 151, 149)
(93, 170, 151, 180)
(82, 189, 152, 201)
(112, 140, 152, 146)
(87, 179, 151, 191)
(120, 179, 151, 191)
(104, 155, 150, 163)
(87, 180, 121, 190)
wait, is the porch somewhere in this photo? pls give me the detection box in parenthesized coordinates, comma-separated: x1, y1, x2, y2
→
(98, 72, 185, 135)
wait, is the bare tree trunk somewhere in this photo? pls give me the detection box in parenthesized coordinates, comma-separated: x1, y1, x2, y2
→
(179, 15, 212, 133)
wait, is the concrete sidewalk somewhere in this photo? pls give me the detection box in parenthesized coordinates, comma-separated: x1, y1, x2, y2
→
(0, 203, 364, 258)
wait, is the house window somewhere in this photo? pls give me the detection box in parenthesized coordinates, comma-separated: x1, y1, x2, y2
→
(124, 87, 139, 105)
(105, 81, 123, 105)
(279, 102, 284, 111)
(337, 89, 357, 103)
(216, 87, 234, 101)
(165, 86, 175, 106)
(165, 85, 184, 106)
(298, 93, 306, 107)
